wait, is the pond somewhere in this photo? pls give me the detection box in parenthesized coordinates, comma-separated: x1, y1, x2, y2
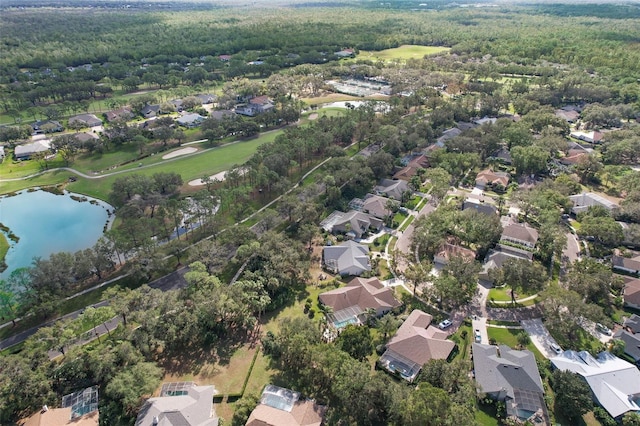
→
(0, 189, 113, 279)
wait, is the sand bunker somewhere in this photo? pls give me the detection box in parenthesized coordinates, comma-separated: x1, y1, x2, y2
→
(162, 147, 198, 159)
(188, 171, 228, 186)
(308, 113, 319, 120)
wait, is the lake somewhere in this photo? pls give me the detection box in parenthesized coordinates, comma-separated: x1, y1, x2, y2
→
(0, 189, 113, 279)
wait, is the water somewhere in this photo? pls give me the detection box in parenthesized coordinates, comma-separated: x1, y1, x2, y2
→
(0, 190, 113, 278)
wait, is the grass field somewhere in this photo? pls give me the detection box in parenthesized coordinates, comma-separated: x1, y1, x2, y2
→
(486, 327, 545, 361)
(359, 45, 451, 61)
(29, 130, 281, 200)
(0, 232, 9, 270)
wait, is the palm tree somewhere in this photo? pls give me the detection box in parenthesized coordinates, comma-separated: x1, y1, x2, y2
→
(377, 314, 399, 342)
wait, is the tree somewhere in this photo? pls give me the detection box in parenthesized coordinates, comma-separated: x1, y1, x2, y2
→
(489, 258, 548, 297)
(516, 331, 531, 348)
(551, 370, 593, 421)
(231, 394, 260, 426)
(622, 412, 640, 426)
(424, 167, 451, 202)
(404, 259, 432, 297)
(377, 313, 399, 342)
(103, 362, 162, 421)
(335, 323, 373, 361)
(401, 382, 455, 426)
(511, 145, 549, 176)
(579, 214, 623, 247)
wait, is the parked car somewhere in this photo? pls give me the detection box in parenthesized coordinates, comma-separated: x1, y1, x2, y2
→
(550, 343, 562, 355)
(438, 319, 452, 330)
(474, 329, 482, 343)
(596, 323, 612, 336)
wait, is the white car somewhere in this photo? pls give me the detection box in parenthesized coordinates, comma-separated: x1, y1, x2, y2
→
(596, 323, 612, 336)
(438, 319, 452, 330)
(550, 343, 562, 355)
(474, 329, 482, 343)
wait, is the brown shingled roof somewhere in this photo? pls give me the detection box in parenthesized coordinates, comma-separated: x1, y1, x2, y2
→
(318, 277, 401, 314)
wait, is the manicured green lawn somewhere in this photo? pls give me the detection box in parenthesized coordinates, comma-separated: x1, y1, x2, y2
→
(398, 215, 415, 232)
(359, 45, 450, 61)
(486, 327, 545, 361)
(67, 132, 280, 200)
(488, 286, 535, 302)
(475, 403, 500, 426)
(0, 232, 9, 270)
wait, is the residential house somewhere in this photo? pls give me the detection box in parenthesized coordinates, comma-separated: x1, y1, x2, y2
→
(135, 382, 217, 426)
(378, 309, 455, 382)
(176, 113, 206, 128)
(209, 110, 235, 121)
(19, 386, 99, 426)
(235, 95, 274, 117)
(475, 169, 509, 190)
(197, 94, 216, 104)
(141, 104, 161, 118)
(490, 147, 512, 165)
(0, 146, 5, 162)
(436, 127, 462, 146)
(479, 245, 533, 285)
(318, 277, 401, 328)
(473, 117, 497, 126)
(374, 179, 411, 201)
(559, 149, 588, 166)
(623, 278, 640, 309)
(550, 350, 640, 420)
(105, 107, 134, 122)
(360, 194, 397, 220)
(74, 132, 99, 144)
(555, 108, 580, 123)
(171, 99, 184, 112)
(334, 48, 355, 58)
(571, 130, 604, 144)
(624, 314, 640, 334)
(612, 329, 640, 364)
(393, 154, 429, 181)
(69, 113, 102, 128)
(322, 240, 371, 277)
(323, 210, 383, 239)
(246, 385, 326, 426)
(433, 242, 476, 267)
(462, 198, 498, 216)
(613, 254, 640, 275)
(569, 192, 619, 215)
(14, 140, 50, 160)
(473, 344, 549, 425)
(32, 120, 63, 134)
(218, 54, 231, 62)
(500, 223, 539, 250)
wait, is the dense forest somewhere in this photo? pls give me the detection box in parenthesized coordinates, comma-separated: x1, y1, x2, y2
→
(2, 1, 640, 425)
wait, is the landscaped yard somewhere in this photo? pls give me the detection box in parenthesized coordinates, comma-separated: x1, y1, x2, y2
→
(488, 286, 535, 302)
(486, 327, 545, 361)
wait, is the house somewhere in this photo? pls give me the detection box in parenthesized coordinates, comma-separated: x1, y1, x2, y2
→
(479, 245, 533, 285)
(624, 314, 640, 334)
(436, 127, 462, 146)
(208, 110, 234, 121)
(623, 278, 640, 308)
(501, 223, 539, 249)
(360, 194, 397, 220)
(69, 113, 102, 128)
(475, 169, 509, 190)
(462, 198, 498, 216)
(559, 149, 588, 166)
(235, 95, 274, 117)
(490, 147, 512, 165)
(14, 140, 51, 160)
(318, 277, 401, 328)
(378, 309, 455, 382)
(612, 329, 640, 363)
(74, 132, 99, 144)
(135, 382, 217, 426)
(374, 179, 411, 201)
(550, 350, 640, 419)
(218, 54, 231, 62)
(196, 94, 216, 104)
(176, 113, 205, 128)
(334, 48, 355, 58)
(433, 242, 476, 266)
(571, 130, 603, 144)
(246, 385, 326, 426)
(141, 104, 161, 118)
(473, 117, 497, 126)
(473, 344, 549, 425)
(32, 120, 63, 134)
(0, 146, 5, 162)
(613, 254, 640, 275)
(322, 241, 370, 277)
(569, 192, 619, 215)
(171, 99, 184, 111)
(105, 107, 134, 122)
(330, 210, 384, 239)
(19, 386, 99, 426)
(393, 154, 429, 181)
(555, 108, 580, 123)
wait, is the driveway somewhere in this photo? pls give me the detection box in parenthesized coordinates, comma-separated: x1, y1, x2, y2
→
(472, 317, 489, 345)
(563, 231, 581, 264)
(521, 318, 561, 358)
(395, 202, 435, 256)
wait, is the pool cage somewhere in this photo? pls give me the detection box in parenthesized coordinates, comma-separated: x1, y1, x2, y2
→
(160, 381, 195, 397)
(327, 306, 363, 329)
(61, 386, 98, 419)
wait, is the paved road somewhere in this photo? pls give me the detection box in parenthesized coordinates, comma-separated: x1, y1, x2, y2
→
(395, 202, 435, 257)
(0, 267, 190, 352)
(563, 231, 581, 264)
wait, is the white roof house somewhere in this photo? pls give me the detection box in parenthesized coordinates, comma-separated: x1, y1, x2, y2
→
(322, 240, 371, 276)
(14, 140, 51, 160)
(569, 192, 619, 215)
(550, 351, 640, 419)
(135, 382, 217, 426)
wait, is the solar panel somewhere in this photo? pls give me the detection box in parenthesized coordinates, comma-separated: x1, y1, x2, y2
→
(61, 386, 98, 419)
